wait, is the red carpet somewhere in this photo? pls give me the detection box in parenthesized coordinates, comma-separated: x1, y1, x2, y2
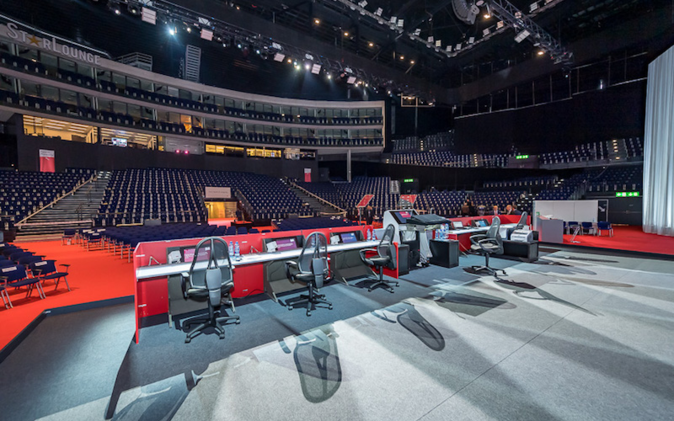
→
(0, 241, 135, 350)
(562, 225, 674, 256)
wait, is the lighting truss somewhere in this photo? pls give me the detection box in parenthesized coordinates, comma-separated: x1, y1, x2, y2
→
(123, 0, 407, 91)
(333, 0, 571, 63)
(486, 0, 572, 63)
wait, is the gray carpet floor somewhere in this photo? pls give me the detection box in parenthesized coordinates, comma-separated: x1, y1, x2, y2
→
(2, 248, 674, 420)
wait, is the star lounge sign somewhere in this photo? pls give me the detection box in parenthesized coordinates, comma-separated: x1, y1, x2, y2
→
(4, 22, 103, 65)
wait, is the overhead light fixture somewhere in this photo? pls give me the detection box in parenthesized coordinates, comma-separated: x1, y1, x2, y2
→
(497, 21, 505, 29)
(455, 43, 462, 51)
(537, 50, 545, 55)
(375, 7, 383, 16)
(274, 53, 285, 62)
(446, 45, 452, 52)
(368, 42, 374, 47)
(327, 73, 332, 79)
(287, 58, 292, 63)
(141, 7, 156, 24)
(347, 76, 357, 84)
(397, 19, 404, 27)
(530, 2, 539, 12)
(168, 26, 176, 36)
(514, 30, 530, 43)
(483, 28, 491, 36)
(410, 60, 415, 64)
(358, 0, 368, 7)
(390, 17, 397, 24)
(311, 64, 321, 74)
(344, 31, 349, 37)
(314, 18, 320, 24)
(435, 40, 442, 47)
(427, 36, 434, 43)
(200, 29, 213, 41)
(304, 63, 311, 70)
(399, 55, 404, 60)
(468, 37, 474, 44)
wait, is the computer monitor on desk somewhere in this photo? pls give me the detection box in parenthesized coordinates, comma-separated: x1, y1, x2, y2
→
(340, 232, 358, 244)
(452, 221, 464, 229)
(262, 236, 303, 253)
(472, 219, 489, 228)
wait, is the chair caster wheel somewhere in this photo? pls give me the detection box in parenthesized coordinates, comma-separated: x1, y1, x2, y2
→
(185, 338, 191, 344)
(328, 305, 333, 310)
(236, 320, 241, 324)
(306, 312, 311, 317)
(389, 289, 394, 293)
(288, 306, 293, 311)
(219, 334, 225, 339)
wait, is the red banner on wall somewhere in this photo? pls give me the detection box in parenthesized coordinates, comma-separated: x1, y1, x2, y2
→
(400, 194, 418, 205)
(356, 194, 374, 208)
(304, 168, 311, 182)
(39, 149, 55, 173)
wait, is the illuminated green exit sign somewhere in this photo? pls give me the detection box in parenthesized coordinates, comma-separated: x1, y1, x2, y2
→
(403, 178, 415, 183)
(616, 192, 639, 197)
(516, 155, 529, 159)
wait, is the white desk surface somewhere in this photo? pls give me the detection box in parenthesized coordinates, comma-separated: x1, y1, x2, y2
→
(136, 239, 380, 280)
(447, 223, 517, 236)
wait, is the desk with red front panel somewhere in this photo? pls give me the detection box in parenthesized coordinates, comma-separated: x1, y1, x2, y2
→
(132, 225, 396, 342)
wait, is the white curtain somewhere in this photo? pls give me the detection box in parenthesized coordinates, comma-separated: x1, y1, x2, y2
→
(643, 45, 674, 236)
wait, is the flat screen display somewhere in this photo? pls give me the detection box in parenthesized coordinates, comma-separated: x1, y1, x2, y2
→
(340, 232, 357, 243)
(182, 246, 211, 263)
(477, 220, 488, 227)
(392, 211, 412, 223)
(275, 238, 298, 251)
(453, 221, 464, 228)
(111, 137, 127, 147)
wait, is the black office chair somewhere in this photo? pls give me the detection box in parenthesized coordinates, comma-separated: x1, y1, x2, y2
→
(505, 211, 528, 240)
(468, 216, 506, 277)
(285, 232, 332, 316)
(359, 224, 398, 293)
(181, 237, 240, 343)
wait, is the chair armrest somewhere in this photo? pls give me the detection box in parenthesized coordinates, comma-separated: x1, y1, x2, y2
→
(470, 234, 487, 246)
(359, 248, 378, 259)
(285, 260, 299, 280)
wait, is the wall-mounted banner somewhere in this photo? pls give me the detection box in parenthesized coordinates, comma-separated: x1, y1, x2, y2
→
(1, 22, 105, 65)
(304, 168, 312, 182)
(205, 186, 232, 199)
(39, 149, 55, 173)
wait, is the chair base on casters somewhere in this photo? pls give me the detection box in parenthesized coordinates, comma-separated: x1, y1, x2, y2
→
(470, 253, 506, 278)
(183, 305, 240, 343)
(287, 283, 332, 317)
(365, 266, 399, 293)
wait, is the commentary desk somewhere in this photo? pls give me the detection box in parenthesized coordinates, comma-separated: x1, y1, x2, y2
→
(444, 215, 528, 252)
(132, 225, 385, 342)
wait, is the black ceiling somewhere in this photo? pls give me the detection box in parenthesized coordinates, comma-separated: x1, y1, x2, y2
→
(1, 0, 671, 102)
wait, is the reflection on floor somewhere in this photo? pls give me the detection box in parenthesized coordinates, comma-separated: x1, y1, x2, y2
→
(2, 248, 674, 421)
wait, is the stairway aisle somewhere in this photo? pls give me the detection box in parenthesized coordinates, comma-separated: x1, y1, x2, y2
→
(286, 183, 342, 216)
(15, 171, 111, 240)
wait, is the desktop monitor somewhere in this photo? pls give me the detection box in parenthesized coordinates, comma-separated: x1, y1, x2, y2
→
(181, 246, 211, 263)
(274, 237, 298, 251)
(477, 219, 489, 227)
(453, 221, 464, 229)
(340, 232, 357, 244)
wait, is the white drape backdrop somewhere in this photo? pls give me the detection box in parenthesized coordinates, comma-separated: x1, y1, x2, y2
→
(643, 44, 674, 236)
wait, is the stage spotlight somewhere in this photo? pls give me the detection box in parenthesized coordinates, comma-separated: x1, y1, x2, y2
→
(304, 63, 311, 70)
(327, 73, 332, 80)
(344, 31, 349, 37)
(369, 42, 374, 47)
(314, 18, 320, 24)
(287, 58, 292, 64)
(168, 26, 176, 36)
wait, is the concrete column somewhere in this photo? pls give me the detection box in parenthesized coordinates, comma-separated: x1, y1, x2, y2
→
(347, 149, 352, 183)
